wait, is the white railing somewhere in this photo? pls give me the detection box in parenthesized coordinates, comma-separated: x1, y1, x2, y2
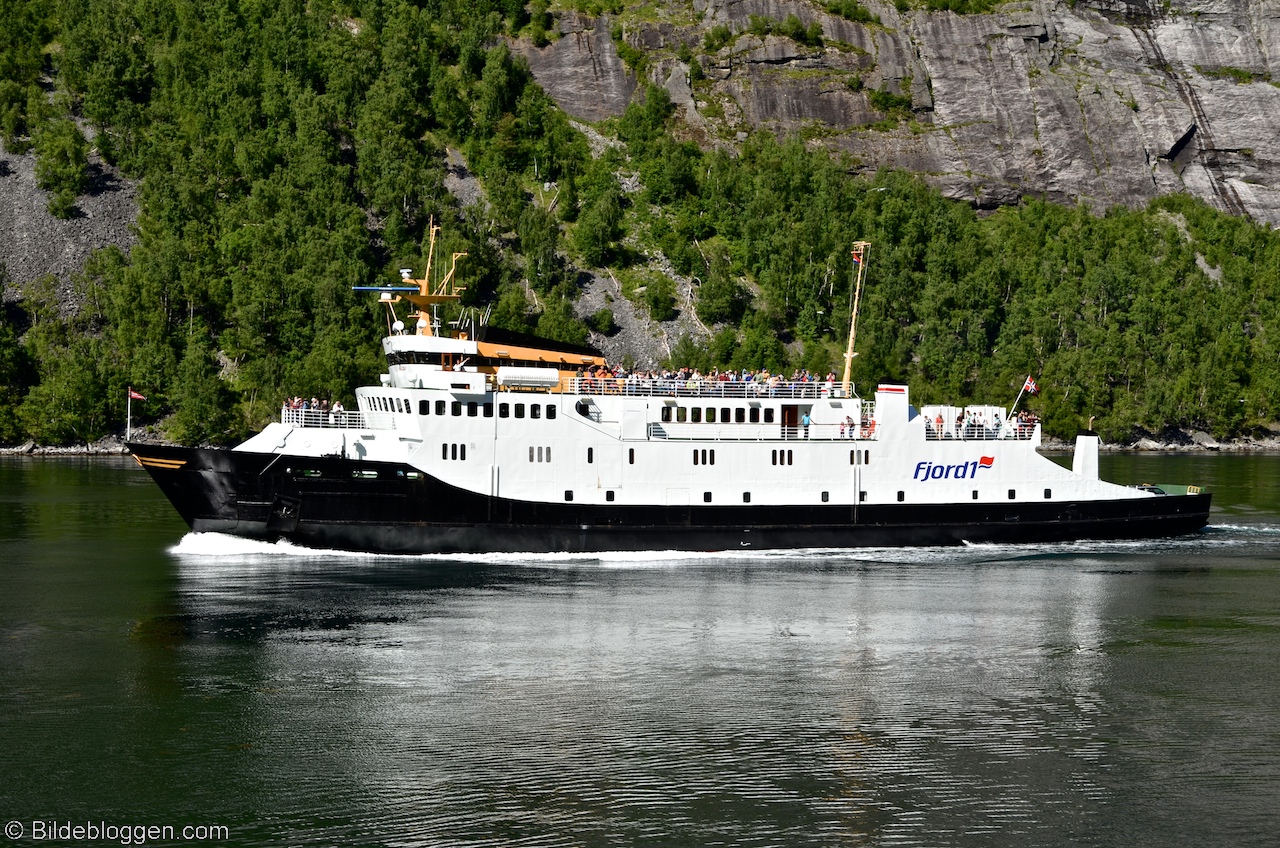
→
(559, 377, 847, 399)
(281, 408, 395, 430)
(924, 422, 1040, 442)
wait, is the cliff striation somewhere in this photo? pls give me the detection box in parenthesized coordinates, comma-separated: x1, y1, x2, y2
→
(513, 0, 1280, 225)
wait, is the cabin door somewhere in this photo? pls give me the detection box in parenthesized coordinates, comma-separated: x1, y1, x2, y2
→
(781, 405, 799, 439)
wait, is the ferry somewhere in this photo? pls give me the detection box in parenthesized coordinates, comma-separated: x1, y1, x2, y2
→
(130, 235, 1211, 553)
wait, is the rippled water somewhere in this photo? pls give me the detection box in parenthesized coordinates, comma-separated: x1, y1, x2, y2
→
(2, 455, 1279, 846)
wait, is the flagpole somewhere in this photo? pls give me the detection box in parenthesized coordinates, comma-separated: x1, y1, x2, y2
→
(1010, 375, 1031, 415)
(127, 387, 132, 442)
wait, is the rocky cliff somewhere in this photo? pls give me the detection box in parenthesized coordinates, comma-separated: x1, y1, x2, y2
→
(512, 0, 1280, 225)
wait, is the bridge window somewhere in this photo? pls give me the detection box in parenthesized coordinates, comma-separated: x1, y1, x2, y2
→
(691, 407, 702, 423)
(531, 404, 540, 420)
(546, 405, 556, 420)
(676, 407, 687, 423)
(734, 408, 744, 423)
(661, 407, 673, 423)
(436, 400, 446, 416)
(705, 408, 715, 423)
(499, 403, 509, 418)
(749, 408, 760, 424)
(467, 401, 477, 417)
(451, 402, 461, 416)
(515, 403, 525, 419)
(483, 403, 493, 418)
(764, 409, 775, 423)
(419, 400, 429, 416)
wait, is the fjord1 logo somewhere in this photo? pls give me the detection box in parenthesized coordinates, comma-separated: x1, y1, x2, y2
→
(913, 456, 994, 480)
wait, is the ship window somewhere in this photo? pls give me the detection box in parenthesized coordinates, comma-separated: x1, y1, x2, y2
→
(787, 450, 793, 465)
(405, 472, 421, 480)
(483, 403, 493, 418)
(1044, 488, 1052, 499)
(743, 492, 751, 503)
(973, 490, 979, 500)
(676, 407, 687, 423)
(451, 444, 458, 460)
(710, 449, 715, 465)
(851, 450, 857, 465)
(587, 447, 594, 464)
(703, 492, 712, 503)
(460, 444, 466, 461)
(734, 408, 744, 423)
(539, 446, 545, 462)
(565, 491, 573, 501)
(352, 470, 379, 479)
(467, 401, 478, 417)
(545, 446, 551, 462)
(661, 407, 672, 423)
(706, 408, 715, 423)
(419, 400, 429, 416)
(629, 448, 634, 465)
(822, 491, 829, 502)
(749, 408, 760, 424)
(531, 404, 541, 420)
(859, 491, 867, 502)
(451, 402, 462, 416)
(1009, 489, 1016, 500)
(864, 451, 870, 465)
(546, 405, 556, 420)
(764, 409, 775, 423)
(722, 407, 730, 423)
(897, 491, 905, 502)
(771, 449, 777, 466)
(515, 403, 525, 419)
(436, 400, 446, 416)
(499, 403, 509, 418)
(691, 407, 702, 423)
(606, 490, 615, 502)
(530, 446, 535, 462)
(397, 398, 405, 413)
(693, 449, 699, 466)
(442, 444, 448, 460)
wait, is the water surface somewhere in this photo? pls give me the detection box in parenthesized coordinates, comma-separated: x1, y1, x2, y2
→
(1, 455, 1278, 846)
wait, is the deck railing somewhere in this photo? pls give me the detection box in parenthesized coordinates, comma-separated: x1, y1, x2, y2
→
(558, 377, 847, 399)
(281, 408, 388, 429)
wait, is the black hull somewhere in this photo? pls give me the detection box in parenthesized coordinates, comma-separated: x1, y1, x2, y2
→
(130, 444, 1213, 554)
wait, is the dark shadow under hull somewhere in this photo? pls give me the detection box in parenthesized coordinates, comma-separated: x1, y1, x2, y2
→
(130, 444, 1213, 554)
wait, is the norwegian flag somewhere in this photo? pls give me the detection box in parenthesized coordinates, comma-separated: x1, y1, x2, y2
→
(1023, 376, 1039, 395)
(128, 389, 146, 401)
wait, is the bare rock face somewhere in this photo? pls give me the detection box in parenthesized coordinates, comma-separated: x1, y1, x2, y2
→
(515, 0, 1280, 226)
(0, 140, 139, 295)
(507, 12, 639, 123)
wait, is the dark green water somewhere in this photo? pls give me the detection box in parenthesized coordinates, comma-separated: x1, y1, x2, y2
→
(2, 454, 1279, 847)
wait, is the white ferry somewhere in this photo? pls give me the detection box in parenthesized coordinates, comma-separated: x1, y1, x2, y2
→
(131, 235, 1210, 553)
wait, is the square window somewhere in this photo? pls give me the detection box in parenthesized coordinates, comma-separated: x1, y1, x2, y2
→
(531, 404, 541, 420)
(546, 405, 556, 420)
(749, 408, 760, 423)
(691, 408, 702, 423)
(499, 403, 509, 418)
(764, 409, 775, 423)
(483, 403, 493, 418)
(515, 403, 525, 419)
(435, 400, 446, 416)
(735, 408, 746, 424)
(565, 491, 573, 501)
(743, 492, 751, 503)
(705, 408, 715, 423)
(467, 401, 477, 417)
(822, 491, 829, 502)
(722, 407, 730, 423)
(419, 400, 429, 415)
(703, 492, 712, 503)
(606, 490, 615, 502)
(661, 407, 673, 423)
(1044, 488, 1052, 499)
(451, 402, 461, 416)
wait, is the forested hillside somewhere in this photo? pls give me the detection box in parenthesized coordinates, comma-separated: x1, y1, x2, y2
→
(2, 0, 1279, 445)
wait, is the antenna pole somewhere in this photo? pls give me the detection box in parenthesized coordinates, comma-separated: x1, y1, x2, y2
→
(841, 241, 870, 398)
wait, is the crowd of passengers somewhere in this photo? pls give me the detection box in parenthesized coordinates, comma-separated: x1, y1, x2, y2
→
(575, 365, 841, 396)
(926, 408, 1040, 440)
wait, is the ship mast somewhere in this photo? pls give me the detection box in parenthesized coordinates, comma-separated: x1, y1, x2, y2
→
(396, 220, 468, 336)
(841, 241, 870, 398)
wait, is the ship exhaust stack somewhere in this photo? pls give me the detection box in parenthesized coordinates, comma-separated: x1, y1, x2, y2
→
(1073, 431, 1100, 480)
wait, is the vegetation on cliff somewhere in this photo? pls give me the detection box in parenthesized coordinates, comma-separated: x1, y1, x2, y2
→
(1, 0, 1279, 445)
